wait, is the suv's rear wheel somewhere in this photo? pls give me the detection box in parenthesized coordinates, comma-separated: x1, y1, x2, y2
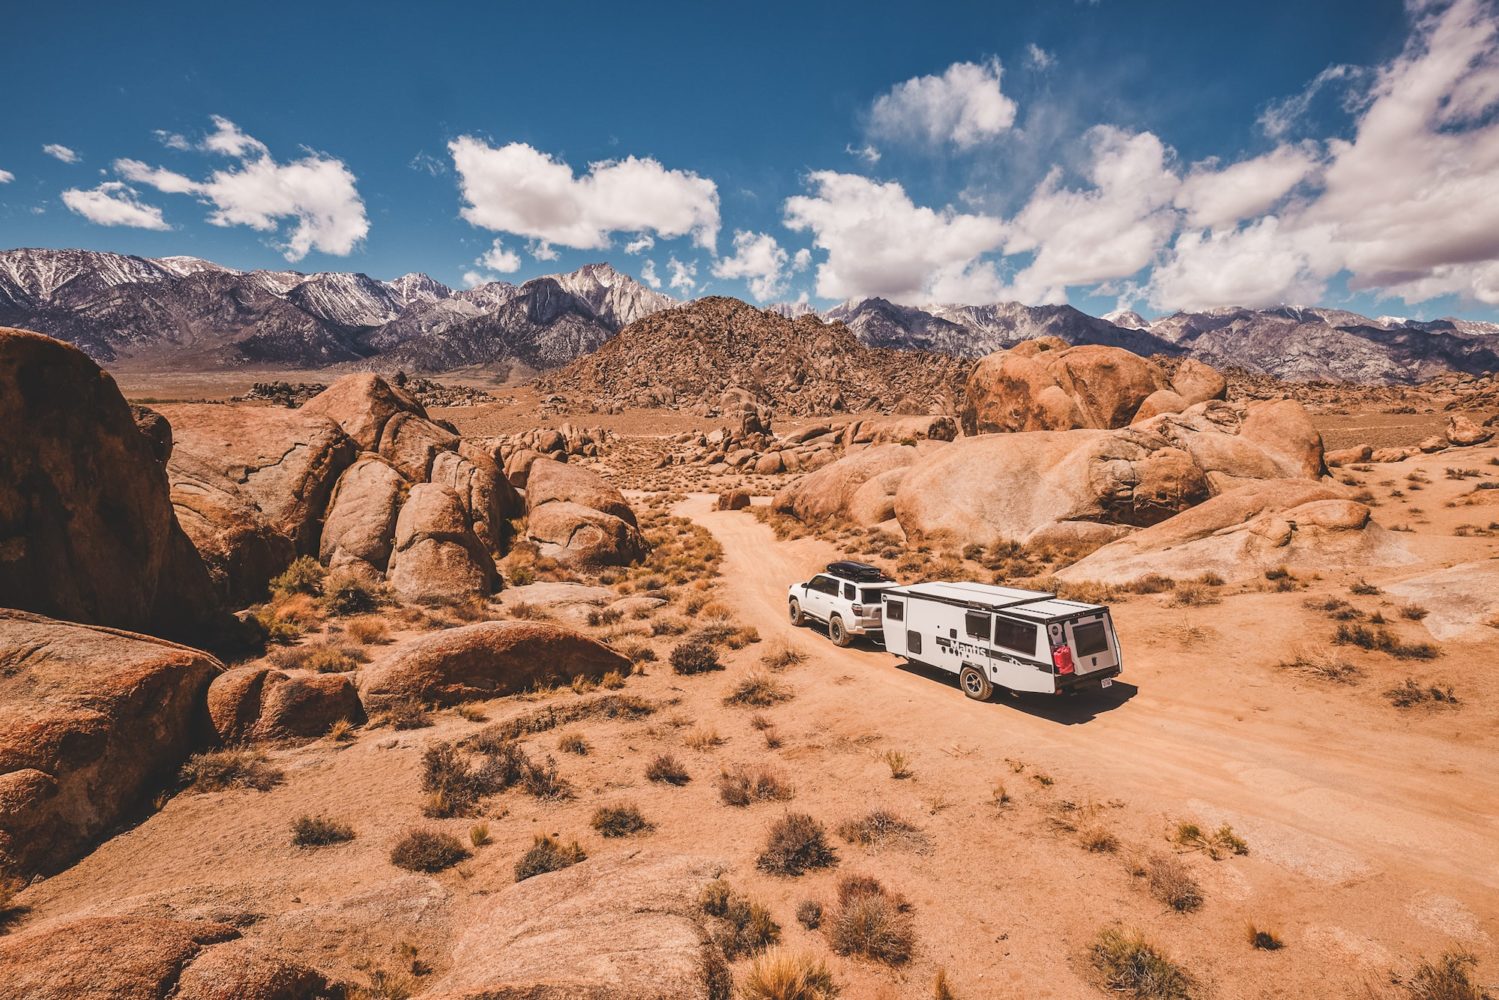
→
(829, 615, 851, 647)
(959, 664, 993, 702)
(788, 599, 804, 626)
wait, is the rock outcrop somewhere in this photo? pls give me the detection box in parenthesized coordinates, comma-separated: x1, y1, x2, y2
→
(360, 620, 631, 708)
(319, 455, 407, 581)
(0, 329, 220, 639)
(386, 483, 499, 603)
(523, 459, 646, 566)
(0, 610, 222, 879)
(299, 371, 426, 451)
(1056, 480, 1411, 584)
(773, 444, 922, 526)
(424, 853, 729, 1000)
(207, 666, 363, 744)
(961, 339, 1169, 435)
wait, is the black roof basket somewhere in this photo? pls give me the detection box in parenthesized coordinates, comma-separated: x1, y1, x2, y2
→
(826, 560, 889, 582)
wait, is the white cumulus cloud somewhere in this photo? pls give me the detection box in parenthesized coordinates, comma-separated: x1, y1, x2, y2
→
(0, 169, 13, 184)
(869, 58, 1017, 149)
(624, 234, 655, 254)
(448, 137, 720, 251)
(667, 256, 698, 294)
(61, 182, 169, 230)
(1174, 144, 1320, 229)
(43, 144, 80, 164)
(1026, 43, 1055, 69)
(640, 259, 662, 289)
(711, 230, 794, 301)
(477, 238, 522, 273)
(783, 172, 1006, 302)
(113, 117, 369, 260)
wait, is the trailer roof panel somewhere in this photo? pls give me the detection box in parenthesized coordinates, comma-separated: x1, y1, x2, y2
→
(885, 581, 1107, 617)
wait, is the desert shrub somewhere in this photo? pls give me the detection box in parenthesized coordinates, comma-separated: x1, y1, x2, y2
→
(513, 833, 585, 881)
(1173, 822, 1248, 859)
(762, 645, 808, 670)
(1170, 583, 1219, 607)
(1197, 572, 1225, 587)
(1350, 579, 1383, 595)
(591, 803, 653, 837)
(373, 697, 433, 730)
(326, 718, 357, 742)
(420, 742, 498, 817)
(322, 570, 382, 615)
(1306, 596, 1363, 620)
(292, 815, 354, 847)
(796, 900, 823, 929)
(725, 672, 792, 707)
(718, 765, 794, 806)
(1335, 623, 1379, 649)
(1144, 855, 1203, 913)
(600, 669, 627, 689)
(180, 750, 283, 793)
(519, 754, 573, 800)
(1386, 678, 1461, 708)
(739, 949, 839, 1000)
(1280, 647, 1361, 683)
(882, 750, 912, 779)
(558, 731, 589, 755)
(647, 753, 691, 785)
(270, 555, 326, 598)
(758, 813, 838, 876)
(1264, 565, 1292, 582)
(684, 726, 724, 750)
(345, 615, 390, 644)
(1081, 826, 1121, 853)
(1395, 951, 1491, 1000)
(390, 828, 469, 872)
(699, 881, 781, 960)
(1399, 603, 1431, 621)
(1128, 574, 1176, 594)
(825, 875, 915, 965)
(617, 642, 657, 664)
(671, 638, 724, 675)
(587, 607, 625, 627)
(469, 694, 655, 745)
(836, 810, 926, 851)
(272, 641, 363, 674)
(1245, 924, 1284, 950)
(469, 822, 491, 847)
(1090, 927, 1195, 999)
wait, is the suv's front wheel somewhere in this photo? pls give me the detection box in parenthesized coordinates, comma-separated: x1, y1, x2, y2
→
(828, 615, 852, 647)
(788, 598, 804, 626)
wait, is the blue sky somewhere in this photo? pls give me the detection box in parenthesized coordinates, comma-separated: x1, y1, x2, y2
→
(8, 0, 1499, 321)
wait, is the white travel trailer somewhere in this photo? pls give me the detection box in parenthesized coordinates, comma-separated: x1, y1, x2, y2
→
(880, 582, 1122, 700)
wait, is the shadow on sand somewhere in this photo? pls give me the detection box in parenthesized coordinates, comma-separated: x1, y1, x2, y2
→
(887, 655, 1138, 725)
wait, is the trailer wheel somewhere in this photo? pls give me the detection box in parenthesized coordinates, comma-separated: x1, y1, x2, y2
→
(788, 599, 804, 627)
(828, 615, 852, 647)
(959, 665, 993, 702)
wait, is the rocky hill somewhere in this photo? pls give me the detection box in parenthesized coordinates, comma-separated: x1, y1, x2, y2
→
(536, 296, 971, 415)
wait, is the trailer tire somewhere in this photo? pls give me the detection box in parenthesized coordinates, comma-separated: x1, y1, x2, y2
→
(788, 599, 804, 627)
(960, 664, 993, 702)
(828, 615, 852, 647)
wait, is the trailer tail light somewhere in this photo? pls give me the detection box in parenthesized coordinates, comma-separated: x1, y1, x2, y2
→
(1052, 645, 1075, 675)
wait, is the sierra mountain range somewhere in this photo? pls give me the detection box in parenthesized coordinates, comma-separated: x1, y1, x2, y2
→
(3, 246, 1499, 383)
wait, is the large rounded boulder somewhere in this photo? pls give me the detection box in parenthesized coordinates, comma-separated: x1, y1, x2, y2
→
(168, 451, 298, 608)
(960, 340, 1169, 435)
(525, 458, 638, 526)
(360, 620, 631, 707)
(0, 329, 220, 639)
(320, 455, 407, 580)
(526, 501, 650, 566)
(300, 372, 427, 452)
(772, 443, 921, 525)
(207, 665, 364, 744)
(0, 610, 223, 879)
(386, 483, 498, 603)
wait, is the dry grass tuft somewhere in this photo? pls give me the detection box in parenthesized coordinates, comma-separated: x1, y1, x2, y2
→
(647, 753, 691, 785)
(700, 881, 782, 960)
(1246, 924, 1284, 951)
(836, 809, 927, 851)
(718, 765, 795, 806)
(1386, 678, 1461, 708)
(738, 948, 840, 1000)
(758, 813, 838, 876)
(390, 828, 469, 872)
(725, 672, 793, 707)
(1143, 854, 1204, 913)
(1173, 821, 1249, 859)
(762, 645, 808, 670)
(1090, 927, 1195, 999)
(825, 875, 915, 965)
(882, 750, 913, 780)
(513, 833, 585, 881)
(1394, 951, 1492, 1000)
(591, 803, 654, 837)
(180, 750, 283, 793)
(292, 815, 354, 847)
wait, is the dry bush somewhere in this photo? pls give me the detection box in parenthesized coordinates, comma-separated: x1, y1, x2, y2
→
(1394, 951, 1492, 1000)
(796, 900, 823, 930)
(345, 615, 390, 644)
(468, 693, 654, 745)
(1173, 821, 1249, 860)
(762, 645, 807, 670)
(591, 803, 653, 837)
(699, 881, 781, 960)
(420, 742, 498, 817)
(836, 809, 926, 851)
(1080, 826, 1121, 853)
(514, 833, 585, 881)
(1170, 583, 1220, 607)
(519, 754, 573, 800)
(321, 570, 383, 616)
(718, 765, 794, 806)
(587, 607, 625, 627)
(292, 815, 354, 847)
(1246, 924, 1284, 951)
(1350, 579, 1383, 596)
(1280, 645, 1361, 684)
(670, 638, 723, 675)
(725, 672, 792, 707)
(1335, 624, 1440, 660)
(180, 750, 283, 793)
(882, 750, 912, 779)
(758, 813, 838, 876)
(1305, 596, 1364, 620)
(647, 753, 691, 785)
(1399, 603, 1431, 621)
(558, 731, 589, 755)
(271, 641, 364, 674)
(469, 822, 491, 847)
(326, 718, 357, 743)
(1386, 678, 1461, 708)
(825, 875, 915, 965)
(738, 948, 840, 1000)
(372, 697, 433, 730)
(1090, 927, 1195, 999)
(600, 669, 627, 689)
(1144, 854, 1203, 913)
(455, 704, 487, 723)
(270, 555, 326, 599)
(390, 828, 469, 872)
(684, 726, 724, 751)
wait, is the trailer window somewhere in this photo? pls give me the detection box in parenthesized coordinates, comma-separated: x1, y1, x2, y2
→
(906, 630, 921, 654)
(993, 616, 1038, 657)
(964, 611, 991, 641)
(1072, 620, 1110, 658)
(885, 600, 904, 622)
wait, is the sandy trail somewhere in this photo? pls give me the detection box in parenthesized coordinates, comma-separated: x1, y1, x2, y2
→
(679, 493, 1499, 908)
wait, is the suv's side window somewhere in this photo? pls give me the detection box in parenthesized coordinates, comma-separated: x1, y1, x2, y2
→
(843, 583, 856, 601)
(810, 576, 837, 595)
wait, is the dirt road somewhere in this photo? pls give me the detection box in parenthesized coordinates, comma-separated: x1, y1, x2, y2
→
(680, 493, 1499, 981)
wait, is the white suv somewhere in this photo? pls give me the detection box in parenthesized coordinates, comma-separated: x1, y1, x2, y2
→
(788, 561, 896, 646)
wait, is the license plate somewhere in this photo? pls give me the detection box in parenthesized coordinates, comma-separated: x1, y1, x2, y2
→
(1100, 678, 1113, 688)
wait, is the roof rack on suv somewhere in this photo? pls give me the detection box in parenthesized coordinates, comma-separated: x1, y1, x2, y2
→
(825, 560, 890, 582)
